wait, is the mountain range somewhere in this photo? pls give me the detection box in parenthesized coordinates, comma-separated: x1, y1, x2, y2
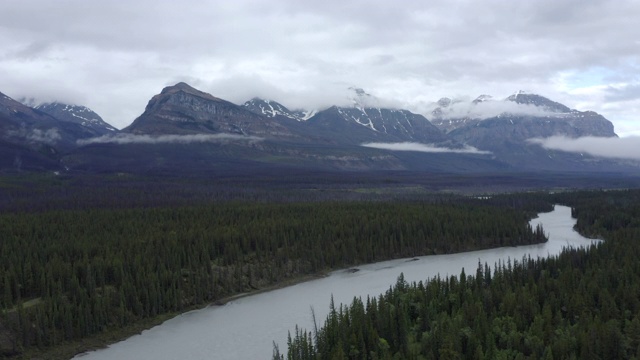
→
(0, 83, 634, 176)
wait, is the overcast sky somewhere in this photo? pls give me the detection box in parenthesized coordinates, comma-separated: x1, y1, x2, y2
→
(1, 0, 639, 135)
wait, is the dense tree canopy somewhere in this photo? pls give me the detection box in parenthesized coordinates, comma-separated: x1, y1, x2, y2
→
(280, 190, 640, 359)
(0, 185, 547, 357)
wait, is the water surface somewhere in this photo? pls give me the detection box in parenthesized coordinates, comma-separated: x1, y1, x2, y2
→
(76, 205, 599, 360)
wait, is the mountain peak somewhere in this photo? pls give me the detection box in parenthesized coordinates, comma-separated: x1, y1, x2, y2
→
(473, 95, 493, 104)
(350, 87, 368, 97)
(437, 97, 452, 108)
(348, 87, 380, 109)
(124, 83, 294, 138)
(506, 92, 571, 113)
(35, 102, 116, 133)
(242, 98, 307, 121)
(166, 82, 199, 93)
(159, 82, 222, 102)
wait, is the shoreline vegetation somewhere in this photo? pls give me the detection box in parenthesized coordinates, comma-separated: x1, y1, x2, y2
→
(0, 193, 549, 359)
(22, 272, 330, 360)
(280, 191, 640, 359)
(13, 174, 634, 359)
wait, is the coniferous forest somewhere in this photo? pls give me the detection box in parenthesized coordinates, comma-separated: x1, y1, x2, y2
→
(279, 190, 640, 359)
(1, 174, 639, 359)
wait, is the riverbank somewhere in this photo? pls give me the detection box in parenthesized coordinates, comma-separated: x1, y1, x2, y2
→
(2, 199, 550, 359)
(14, 271, 325, 360)
(21, 241, 551, 360)
(70, 205, 601, 360)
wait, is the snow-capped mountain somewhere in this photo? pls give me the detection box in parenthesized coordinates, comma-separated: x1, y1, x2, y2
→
(0, 91, 110, 171)
(311, 106, 448, 143)
(472, 94, 493, 104)
(348, 87, 381, 109)
(2, 82, 634, 175)
(305, 88, 450, 145)
(35, 102, 117, 135)
(429, 97, 480, 133)
(242, 98, 314, 121)
(429, 91, 615, 136)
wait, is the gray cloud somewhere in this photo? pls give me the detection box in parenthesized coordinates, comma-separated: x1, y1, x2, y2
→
(0, 0, 638, 133)
(604, 83, 640, 102)
(361, 142, 491, 154)
(423, 99, 564, 120)
(77, 133, 263, 146)
(6, 126, 61, 145)
(528, 135, 640, 160)
(28, 128, 61, 145)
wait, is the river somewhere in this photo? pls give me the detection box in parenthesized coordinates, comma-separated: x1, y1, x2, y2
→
(75, 205, 600, 360)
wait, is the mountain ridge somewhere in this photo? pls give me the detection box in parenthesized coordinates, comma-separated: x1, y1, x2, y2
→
(122, 83, 294, 139)
(1, 83, 633, 175)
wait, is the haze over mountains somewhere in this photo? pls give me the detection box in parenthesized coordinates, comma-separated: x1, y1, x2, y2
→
(0, 82, 635, 175)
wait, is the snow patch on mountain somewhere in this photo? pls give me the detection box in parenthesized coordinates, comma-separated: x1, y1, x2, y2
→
(300, 109, 317, 120)
(337, 107, 378, 131)
(242, 98, 310, 121)
(35, 102, 117, 132)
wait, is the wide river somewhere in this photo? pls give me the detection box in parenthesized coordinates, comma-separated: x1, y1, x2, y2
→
(75, 205, 599, 360)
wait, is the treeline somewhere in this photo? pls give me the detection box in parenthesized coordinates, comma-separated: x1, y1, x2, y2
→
(0, 199, 547, 356)
(0, 172, 477, 213)
(280, 189, 640, 359)
(1, 171, 628, 213)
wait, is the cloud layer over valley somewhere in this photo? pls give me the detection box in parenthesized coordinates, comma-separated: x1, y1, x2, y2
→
(77, 133, 263, 146)
(528, 136, 640, 160)
(361, 142, 491, 154)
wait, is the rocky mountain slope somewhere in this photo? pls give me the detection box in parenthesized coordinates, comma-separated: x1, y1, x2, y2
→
(242, 98, 315, 121)
(123, 82, 293, 139)
(428, 91, 619, 170)
(1, 83, 634, 175)
(0, 91, 109, 171)
(242, 88, 453, 146)
(35, 102, 117, 135)
(430, 91, 616, 138)
(305, 105, 452, 145)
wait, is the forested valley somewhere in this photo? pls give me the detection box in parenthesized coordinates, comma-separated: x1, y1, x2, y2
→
(0, 174, 551, 359)
(280, 190, 640, 359)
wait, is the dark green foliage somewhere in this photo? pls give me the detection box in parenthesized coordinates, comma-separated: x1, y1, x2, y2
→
(0, 196, 545, 355)
(283, 189, 640, 359)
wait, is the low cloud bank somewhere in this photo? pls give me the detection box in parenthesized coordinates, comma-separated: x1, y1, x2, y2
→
(528, 136, 640, 160)
(6, 127, 61, 145)
(361, 142, 491, 154)
(27, 128, 61, 145)
(77, 133, 263, 146)
(429, 100, 565, 120)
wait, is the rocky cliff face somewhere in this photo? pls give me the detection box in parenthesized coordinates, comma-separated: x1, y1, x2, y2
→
(3, 82, 633, 174)
(124, 82, 293, 138)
